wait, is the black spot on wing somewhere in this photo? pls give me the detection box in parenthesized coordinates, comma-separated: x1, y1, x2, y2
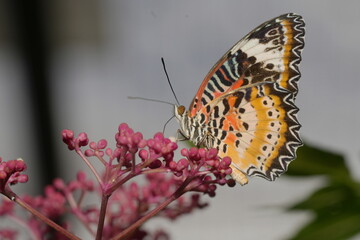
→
(222, 99, 230, 115)
(200, 113, 206, 124)
(201, 97, 208, 106)
(212, 119, 217, 128)
(233, 91, 245, 108)
(213, 106, 220, 118)
(223, 144, 228, 153)
(220, 131, 227, 140)
(219, 117, 225, 128)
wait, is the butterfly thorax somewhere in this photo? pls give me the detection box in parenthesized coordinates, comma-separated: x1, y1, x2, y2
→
(174, 105, 212, 147)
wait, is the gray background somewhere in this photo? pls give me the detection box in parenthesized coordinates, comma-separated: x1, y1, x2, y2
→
(0, 1, 359, 239)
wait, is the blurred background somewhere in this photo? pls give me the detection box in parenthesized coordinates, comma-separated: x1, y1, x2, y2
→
(0, 1, 360, 239)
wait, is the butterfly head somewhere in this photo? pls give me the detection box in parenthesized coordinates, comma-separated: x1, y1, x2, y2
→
(174, 105, 191, 139)
(174, 105, 186, 123)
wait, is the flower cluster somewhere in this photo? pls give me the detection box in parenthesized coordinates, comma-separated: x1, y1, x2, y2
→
(0, 158, 28, 196)
(0, 123, 234, 240)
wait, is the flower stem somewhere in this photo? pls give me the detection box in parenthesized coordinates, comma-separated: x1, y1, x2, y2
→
(107, 172, 135, 195)
(12, 193, 81, 240)
(66, 191, 96, 235)
(76, 149, 103, 185)
(110, 176, 193, 240)
(8, 213, 40, 240)
(95, 194, 110, 240)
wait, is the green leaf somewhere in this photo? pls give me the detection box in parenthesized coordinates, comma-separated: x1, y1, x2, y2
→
(286, 143, 350, 181)
(289, 212, 360, 240)
(286, 143, 360, 240)
(289, 183, 360, 214)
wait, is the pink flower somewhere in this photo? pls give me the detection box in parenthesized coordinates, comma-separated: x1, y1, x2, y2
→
(0, 199, 14, 216)
(0, 123, 234, 240)
(0, 158, 28, 194)
(0, 229, 17, 240)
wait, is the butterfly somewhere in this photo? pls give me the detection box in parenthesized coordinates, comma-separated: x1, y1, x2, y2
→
(175, 13, 305, 185)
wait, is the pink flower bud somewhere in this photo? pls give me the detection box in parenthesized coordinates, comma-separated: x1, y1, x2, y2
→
(206, 160, 216, 166)
(77, 171, 86, 181)
(53, 178, 66, 190)
(188, 148, 199, 160)
(85, 149, 94, 157)
(203, 175, 212, 182)
(221, 157, 231, 166)
(125, 153, 133, 162)
(132, 132, 143, 144)
(217, 179, 227, 185)
(6, 160, 16, 171)
(118, 123, 129, 131)
(177, 159, 189, 171)
(181, 148, 188, 157)
(15, 160, 26, 171)
(168, 142, 178, 151)
(113, 148, 122, 158)
(138, 139, 147, 148)
(105, 148, 113, 156)
(227, 179, 236, 187)
(153, 132, 164, 141)
(97, 139, 107, 149)
(62, 129, 74, 140)
(169, 161, 177, 170)
(198, 148, 206, 158)
(224, 168, 232, 175)
(208, 184, 217, 192)
(0, 171, 6, 179)
(207, 148, 218, 159)
(18, 174, 28, 183)
(139, 149, 148, 160)
(147, 139, 154, 148)
(149, 159, 162, 169)
(118, 136, 128, 145)
(78, 132, 89, 147)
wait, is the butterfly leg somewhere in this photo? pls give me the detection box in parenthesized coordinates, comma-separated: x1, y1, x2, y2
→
(195, 131, 215, 149)
(175, 129, 188, 142)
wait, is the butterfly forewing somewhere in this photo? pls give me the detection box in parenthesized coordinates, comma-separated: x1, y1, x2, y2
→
(187, 13, 305, 185)
(189, 13, 304, 116)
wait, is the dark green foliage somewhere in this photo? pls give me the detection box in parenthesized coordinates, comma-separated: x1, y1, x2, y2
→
(286, 143, 360, 240)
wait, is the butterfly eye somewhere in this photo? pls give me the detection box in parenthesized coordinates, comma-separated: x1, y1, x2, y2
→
(177, 106, 185, 116)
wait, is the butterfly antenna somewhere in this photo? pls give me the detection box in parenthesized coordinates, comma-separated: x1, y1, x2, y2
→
(161, 57, 180, 105)
(163, 115, 175, 134)
(127, 96, 174, 106)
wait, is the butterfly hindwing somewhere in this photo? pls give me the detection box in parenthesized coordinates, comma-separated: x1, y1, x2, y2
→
(208, 83, 301, 182)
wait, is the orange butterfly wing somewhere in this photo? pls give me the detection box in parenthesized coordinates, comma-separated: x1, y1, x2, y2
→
(189, 13, 305, 184)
